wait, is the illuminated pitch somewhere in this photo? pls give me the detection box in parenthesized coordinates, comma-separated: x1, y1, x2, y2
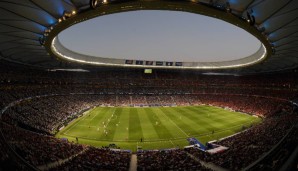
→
(56, 105, 261, 151)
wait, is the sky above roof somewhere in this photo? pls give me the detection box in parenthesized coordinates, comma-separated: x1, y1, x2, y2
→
(59, 10, 261, 62)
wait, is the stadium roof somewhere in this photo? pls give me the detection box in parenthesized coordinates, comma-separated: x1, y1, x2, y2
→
(0, 0, 297, 74)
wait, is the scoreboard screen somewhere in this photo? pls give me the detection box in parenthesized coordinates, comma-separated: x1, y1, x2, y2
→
(144, 69, 152, 74)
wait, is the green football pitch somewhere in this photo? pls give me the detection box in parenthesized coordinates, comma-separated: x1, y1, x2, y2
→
(56, 105, 261, 151)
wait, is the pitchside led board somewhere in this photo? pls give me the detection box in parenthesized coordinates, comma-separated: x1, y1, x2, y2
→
(125, 60, 183, 67)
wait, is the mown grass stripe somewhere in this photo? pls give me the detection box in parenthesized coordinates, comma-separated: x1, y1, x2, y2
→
(153, 108, 188, 138)
(184, 106, 242, 126)
(159, 108, 196, 136)
(129, 108, 143, 141)
(84, 108, 114, 140)
(88, 107, 110, 126)
(138, 108, 159, 140)
(56, 106, 262, 151)
(112, 108, 130, 141)
(62, 107, 110, 136)
(176, 107, 221, 132)
(73, 108, 111, 140)
(99, 108, 122, 140)
(190, 106, 251, 123)
(172, 107, 211, 133)
(144, 108, 174, 139)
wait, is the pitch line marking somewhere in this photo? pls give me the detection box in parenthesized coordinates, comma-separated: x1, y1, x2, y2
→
(105, 108, 116, 127)
(60, 107, 259, 147)
(80, 110, 91, 121)
(64, 118, 83, 134)
(64, 108, 101, 134)
(170, 140, 175, 147)
(62, 118, 258, 142)
(64, 110, 89, 130)
(76, 125, 98, 127)
(90, 108, 103, 121)
(159, 110, 189, 137)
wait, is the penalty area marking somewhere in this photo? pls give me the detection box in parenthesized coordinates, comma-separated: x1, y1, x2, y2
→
(170, 140, 175, 147)
(89, 108, 103, 121)
(63, 115, 89, 134)
(63, 108, 101, 134)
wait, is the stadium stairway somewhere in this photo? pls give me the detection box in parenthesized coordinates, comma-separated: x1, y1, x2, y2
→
(129, 154, 137, 171)
(186, 152, 228, 171)
(37, 147, 88, 171)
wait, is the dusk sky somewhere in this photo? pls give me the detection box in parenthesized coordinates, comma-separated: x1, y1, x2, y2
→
(59, 10, 261, 62)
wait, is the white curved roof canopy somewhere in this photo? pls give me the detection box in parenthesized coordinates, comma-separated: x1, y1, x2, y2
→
(0, 0, 297, 74)
(52, 36, 267, 69)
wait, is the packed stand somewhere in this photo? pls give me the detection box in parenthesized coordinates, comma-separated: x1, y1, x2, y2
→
(1, 61, 298, 170)
(249, 125, 298, 171)
(186, 105, 298, 170)
(50, 147, 131, 171)
(1, 122, 85, 167)
(137, 149, 211, 171)
(3, 95, 105, 134)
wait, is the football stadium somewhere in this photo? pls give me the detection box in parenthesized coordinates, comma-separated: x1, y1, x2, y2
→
(0, 0, 298, 171)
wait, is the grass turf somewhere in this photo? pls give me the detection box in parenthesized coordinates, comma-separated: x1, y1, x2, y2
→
(56, 105, 261, 152)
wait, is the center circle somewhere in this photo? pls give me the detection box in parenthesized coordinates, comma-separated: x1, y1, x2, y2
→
(58, 10, 260, 63)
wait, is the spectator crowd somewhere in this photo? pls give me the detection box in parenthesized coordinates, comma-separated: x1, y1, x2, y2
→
(1, 61, 298, 170)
